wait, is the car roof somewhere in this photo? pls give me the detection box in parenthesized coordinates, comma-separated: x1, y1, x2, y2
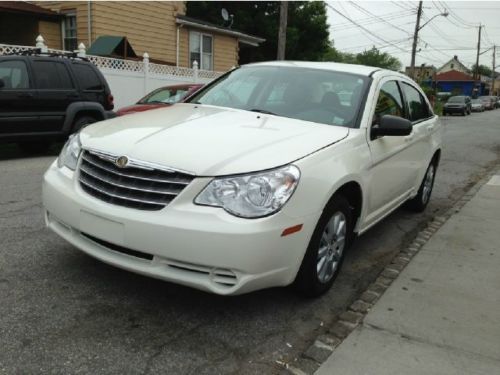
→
(243, 60, 384, 77)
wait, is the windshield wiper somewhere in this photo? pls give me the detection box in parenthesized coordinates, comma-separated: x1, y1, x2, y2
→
(248, 108, 278, 116)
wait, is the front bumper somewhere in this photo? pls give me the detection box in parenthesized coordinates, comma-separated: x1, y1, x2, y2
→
(443, 106, 466, 113)
(42, 161, 319, 295)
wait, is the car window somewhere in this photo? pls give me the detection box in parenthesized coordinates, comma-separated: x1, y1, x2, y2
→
(0, 60, 29, 89)
(188, 66, 369, 128)
(373, 80, 404, 125)
(402, 83, 431, 122)
(72, 64, 103, 91)
(33, 61, 73, 89)
(141, 88, 189, 104)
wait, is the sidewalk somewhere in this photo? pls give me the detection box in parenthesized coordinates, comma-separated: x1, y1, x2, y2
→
(316, 174, 500, 375)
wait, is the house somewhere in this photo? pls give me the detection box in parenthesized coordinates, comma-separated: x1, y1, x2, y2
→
(437, 55, 469, 74)
(434, 70, 484, 96)
(0, 1, 61, 47)
(0, 1, 264, 71)
(404, 64, 436, 82)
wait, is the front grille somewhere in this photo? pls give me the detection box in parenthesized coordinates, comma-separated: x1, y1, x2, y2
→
(78, 150, 194, 210)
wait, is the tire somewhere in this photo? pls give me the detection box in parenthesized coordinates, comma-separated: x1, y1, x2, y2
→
(461, 109, 466, 116)
(71, 115, 98, 133)
(406, 159, 437, 212)
(294, 195, 353, 297)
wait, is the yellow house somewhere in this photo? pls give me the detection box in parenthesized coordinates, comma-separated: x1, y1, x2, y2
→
(0, 1, 264, 71)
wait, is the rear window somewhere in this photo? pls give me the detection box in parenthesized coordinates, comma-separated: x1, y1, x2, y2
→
(72, 64, 103, 91)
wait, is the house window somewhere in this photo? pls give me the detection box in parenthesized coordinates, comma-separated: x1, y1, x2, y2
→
(450, 63, 454, 69)
(63, 14, 77, 51)
(189, 31, 213, 71)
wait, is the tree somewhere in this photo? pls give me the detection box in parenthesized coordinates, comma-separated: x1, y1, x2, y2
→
(471, 64, 492, 77)
(354, 47, 402, 71)
(322, 44, 402, 71)
(186, 1, 330, 64)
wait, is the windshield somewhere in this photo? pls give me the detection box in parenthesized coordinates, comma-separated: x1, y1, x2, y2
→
(448, 96, 465, 103)
(139, 87, 190, 104)
(471, 99, 481, 104)
(187, 66, 370, 127)
(479, 96, 491, 101)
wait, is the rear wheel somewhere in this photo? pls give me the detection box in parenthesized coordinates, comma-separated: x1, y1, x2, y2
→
(406, 159, 437, 212)
(294, 195, 353, 297)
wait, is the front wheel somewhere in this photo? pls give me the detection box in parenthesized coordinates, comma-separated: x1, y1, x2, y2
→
(406, 160, 437, 212)
(294, 195, 353, 297)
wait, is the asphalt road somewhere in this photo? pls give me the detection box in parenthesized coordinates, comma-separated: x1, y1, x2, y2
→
(1, 110, 500, 374)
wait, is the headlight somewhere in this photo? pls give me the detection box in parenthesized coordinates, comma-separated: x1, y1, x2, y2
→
(194, 165, 300, 218)
(57, 133, 81, 170)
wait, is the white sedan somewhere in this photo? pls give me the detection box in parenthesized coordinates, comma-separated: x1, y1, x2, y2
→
(42, 61, 441, 296)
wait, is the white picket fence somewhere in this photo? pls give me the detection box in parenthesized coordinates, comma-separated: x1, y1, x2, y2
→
(0, 35, 225, 109)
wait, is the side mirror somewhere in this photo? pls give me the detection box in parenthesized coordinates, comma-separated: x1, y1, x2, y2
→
(372, 115, 412, 138)
(0, 78, 4, 89)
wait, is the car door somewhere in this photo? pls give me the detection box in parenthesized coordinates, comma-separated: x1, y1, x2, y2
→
(30, 58, 78, 132)
(364, 78, 416, 226)
(0, 58, 38, 136)
(399, 81, 437, 190)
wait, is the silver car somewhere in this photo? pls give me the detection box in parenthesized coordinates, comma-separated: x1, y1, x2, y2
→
(471, 99, 485, 112)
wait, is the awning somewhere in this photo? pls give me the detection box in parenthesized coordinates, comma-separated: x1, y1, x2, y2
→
(87, 36, 137, 59)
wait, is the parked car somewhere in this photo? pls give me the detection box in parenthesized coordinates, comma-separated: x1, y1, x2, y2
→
(471, 98, 485, 112)
(116, 84, 204, 116)
(0, 50, 114, 151)
(43, 62, 441, 297)
(479, 95, 495, 110)
(442, 96, 472, 116)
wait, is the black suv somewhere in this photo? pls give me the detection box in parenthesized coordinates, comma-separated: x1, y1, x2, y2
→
(442, 95, 472, 116)
(0, 50, 114, 150)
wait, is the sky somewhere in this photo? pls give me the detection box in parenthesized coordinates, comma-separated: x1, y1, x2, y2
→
(325, 0, 500, 70)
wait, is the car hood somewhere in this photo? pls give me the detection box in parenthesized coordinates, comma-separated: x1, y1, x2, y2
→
(116, 103, 170, 115)
(80, 104, 349, 176)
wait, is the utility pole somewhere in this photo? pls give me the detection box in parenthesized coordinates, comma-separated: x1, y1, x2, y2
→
(492, 45, 496, 95)
(410, 1, 423, 80)
(474, 24, 482, 81)
(277, 1, 288, 60)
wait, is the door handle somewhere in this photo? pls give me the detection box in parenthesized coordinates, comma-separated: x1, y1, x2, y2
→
(427, 125, 435, 132)
(67, 93, 79, 98)
(404, 135, 414, 142)
(18, 92, 34, 98)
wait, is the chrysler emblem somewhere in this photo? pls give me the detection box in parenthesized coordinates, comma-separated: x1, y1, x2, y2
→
(115, 156, 129, 168)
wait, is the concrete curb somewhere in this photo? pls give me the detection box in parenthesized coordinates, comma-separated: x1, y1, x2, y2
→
(281, 170, 497, 375)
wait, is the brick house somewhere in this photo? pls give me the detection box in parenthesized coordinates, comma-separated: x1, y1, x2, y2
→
(0, 1, 264, 71)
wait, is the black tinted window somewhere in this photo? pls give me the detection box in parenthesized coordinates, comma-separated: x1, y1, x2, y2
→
(0, 60, 29, 89)
(72, 64, 103, 91)
(33, 61, 73, 89)
(374, 81, 404, 124)
(402, 83, 431, 121)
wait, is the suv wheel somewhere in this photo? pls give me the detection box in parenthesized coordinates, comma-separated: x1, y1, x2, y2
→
(294, 195, 352, 297)
(406, 160, 437, 212)
(72, 115, 98, 133)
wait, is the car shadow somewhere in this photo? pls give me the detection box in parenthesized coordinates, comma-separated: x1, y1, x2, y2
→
(0, 142, 62, 161)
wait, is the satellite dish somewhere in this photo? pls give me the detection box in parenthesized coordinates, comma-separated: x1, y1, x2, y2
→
(221, 8, 229, 22)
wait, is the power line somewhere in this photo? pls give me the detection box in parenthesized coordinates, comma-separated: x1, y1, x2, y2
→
(347, 1, 412, 36)
(326, 3, 409, 53)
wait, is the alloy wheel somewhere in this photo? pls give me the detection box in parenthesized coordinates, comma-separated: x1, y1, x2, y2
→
(422, 164, 435, 204)
(317, 211, 347, 283)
